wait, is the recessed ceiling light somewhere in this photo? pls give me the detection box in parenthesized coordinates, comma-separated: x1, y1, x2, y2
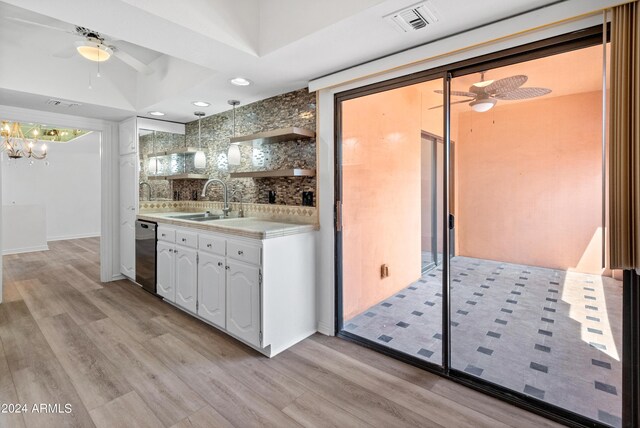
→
(192, 101, 210, 107)
(148, 111, 165, 116)
(230, 77, 251, 86)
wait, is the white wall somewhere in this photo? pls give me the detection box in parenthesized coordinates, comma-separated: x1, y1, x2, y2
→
(2, 131, 101, 244)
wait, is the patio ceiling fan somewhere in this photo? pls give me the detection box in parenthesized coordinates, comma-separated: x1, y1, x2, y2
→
(430, 73, 551, 112)
(4, 17, 154, 75)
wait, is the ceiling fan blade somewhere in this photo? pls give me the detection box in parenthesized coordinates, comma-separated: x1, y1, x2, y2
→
(485, 75, 528, 95)
(494, 87, 552, 100)
(4, 17, 75, 34)
(434, 89, 477, 98)
(52, 45, 77, 59)
(112, 48, 154, 75)
(428, 99, 472, 110)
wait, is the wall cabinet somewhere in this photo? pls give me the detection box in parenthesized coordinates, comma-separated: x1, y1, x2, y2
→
(152, 224, 316, 357)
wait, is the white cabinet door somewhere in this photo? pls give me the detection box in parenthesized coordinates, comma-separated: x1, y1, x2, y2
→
(226, 260, 261, 347)
(157, 241, 175, 301)
(174, 246, 198, 313)
(197, 252, 226, 328)
(119, 154, 138, 279)
(119, 117, 137, 155)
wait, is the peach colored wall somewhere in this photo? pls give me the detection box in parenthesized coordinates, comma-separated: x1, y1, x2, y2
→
(342, 85, 422, 320)
(456, 91, 608, 274)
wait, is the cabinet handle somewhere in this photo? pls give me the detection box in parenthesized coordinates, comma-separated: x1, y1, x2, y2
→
(161, 233, 166, 237)
(207, 244, 212, 248)
(217, 262, 223, 267)
(225, 266, 230, 270)
(174, 249, 179, 254)
(237, 250, 244, 256)
(169, 249, 173, 253)
(181, 238, 186, 242)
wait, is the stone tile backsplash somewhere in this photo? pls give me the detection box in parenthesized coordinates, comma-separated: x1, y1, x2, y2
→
(138, 88, 316, 207)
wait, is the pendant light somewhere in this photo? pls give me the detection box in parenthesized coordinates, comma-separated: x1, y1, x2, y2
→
(147, 130, 158, 174)
(194, 111, 206, 169)
(227, 100, 241, 166)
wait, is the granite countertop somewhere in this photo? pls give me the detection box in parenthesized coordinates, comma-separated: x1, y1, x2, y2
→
(138, 211, 318, 240)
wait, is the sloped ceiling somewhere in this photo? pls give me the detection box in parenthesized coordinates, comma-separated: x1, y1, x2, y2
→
(0, 0, 565, 122)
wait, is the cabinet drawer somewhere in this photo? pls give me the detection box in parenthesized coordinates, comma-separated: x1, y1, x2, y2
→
(176, 230, 198, 248)
(199, 234, 226, 256)
(227, 240, 261, 265)
(158, 226, 175, 243)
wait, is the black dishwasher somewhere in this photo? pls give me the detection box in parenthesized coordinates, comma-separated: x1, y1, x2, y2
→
(135, 220, 157, 294)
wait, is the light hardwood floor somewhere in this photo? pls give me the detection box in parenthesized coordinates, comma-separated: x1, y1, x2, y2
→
(0, 238, 564, 428)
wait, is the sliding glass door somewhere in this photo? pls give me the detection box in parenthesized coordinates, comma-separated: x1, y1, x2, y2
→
(338, 78, 446, 367)
(336, 27, 626, 428)
(447, 43, 622, 427)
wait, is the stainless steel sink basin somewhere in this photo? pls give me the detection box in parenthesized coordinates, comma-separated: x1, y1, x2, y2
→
(168, 213, 224, 221)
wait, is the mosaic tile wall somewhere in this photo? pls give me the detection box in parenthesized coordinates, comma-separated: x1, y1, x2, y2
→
(138, 88, 317, 206)
(139, 131, 187, 201)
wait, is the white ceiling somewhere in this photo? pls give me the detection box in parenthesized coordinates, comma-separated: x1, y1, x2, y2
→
(0, 0, 563, 123)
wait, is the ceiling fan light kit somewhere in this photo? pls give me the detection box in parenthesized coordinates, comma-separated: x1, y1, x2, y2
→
(431, 73, 551, 112)
(75, 38, 112, 62)
(470, 97, 497, 112)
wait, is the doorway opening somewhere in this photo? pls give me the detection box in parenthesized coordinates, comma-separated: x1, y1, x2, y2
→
(2, 123, 103, 296)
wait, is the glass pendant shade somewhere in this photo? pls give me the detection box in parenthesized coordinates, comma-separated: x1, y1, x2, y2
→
(228, 144, 241, 165)
(194, 111, 207, 169)
(148, 159, 158, 174)
(194, 150, 206, 169)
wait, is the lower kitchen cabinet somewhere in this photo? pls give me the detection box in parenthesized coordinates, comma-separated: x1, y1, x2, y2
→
(156, 241, 175, 301)
(156, 240, 198, 313)
(226, 259, 261, 347)
(197, 252, 226, 328)
(174, 246, 198, 313)
(153, 224, 317, 357)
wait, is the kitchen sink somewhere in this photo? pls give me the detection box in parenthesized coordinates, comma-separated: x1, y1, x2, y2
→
(168, 213, 225, 221)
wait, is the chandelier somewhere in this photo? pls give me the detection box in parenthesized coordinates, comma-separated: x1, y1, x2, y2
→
(1, 121, 48, 160)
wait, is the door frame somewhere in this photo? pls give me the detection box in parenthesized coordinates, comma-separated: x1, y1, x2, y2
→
(334, 24, 639, 428)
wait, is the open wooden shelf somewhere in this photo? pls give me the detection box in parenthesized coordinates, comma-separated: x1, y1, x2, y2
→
(230, 127, 315, 145)
(229, 169, 316, 178)
(148, 173, 209, 180)
(144, 147, 202, 158)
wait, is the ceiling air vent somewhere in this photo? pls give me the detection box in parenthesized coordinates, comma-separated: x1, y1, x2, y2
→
(46, 99, 81, 108)
(384, 1, 438, 33)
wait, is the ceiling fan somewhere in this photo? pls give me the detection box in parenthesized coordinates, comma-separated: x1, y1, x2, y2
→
(4, 17, 154, 75)
(430, 73, 551, 112)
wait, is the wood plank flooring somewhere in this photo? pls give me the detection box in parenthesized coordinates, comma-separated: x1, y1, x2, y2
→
(0, 238, 564, 428)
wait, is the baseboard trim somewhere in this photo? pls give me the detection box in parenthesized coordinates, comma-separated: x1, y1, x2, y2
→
(317, 321, 335, 336)
(3, 245, 49, 255)
(47, 233, 100, 242)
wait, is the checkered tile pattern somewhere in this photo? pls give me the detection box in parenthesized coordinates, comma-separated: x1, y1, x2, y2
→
(345, 256, 623, 427)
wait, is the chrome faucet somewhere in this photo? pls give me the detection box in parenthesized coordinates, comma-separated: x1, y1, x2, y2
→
(140, 181, 152, 201)
(201, 178, 229, 217)
(230, 190, 244, 218)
